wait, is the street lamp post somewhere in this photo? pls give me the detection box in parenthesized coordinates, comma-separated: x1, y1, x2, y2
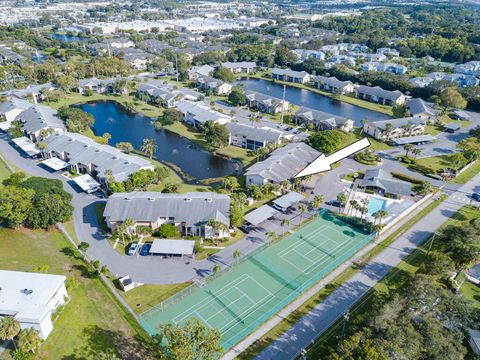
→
(341, 309, 350, 340)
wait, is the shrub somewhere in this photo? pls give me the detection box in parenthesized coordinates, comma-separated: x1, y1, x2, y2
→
(409, 163, 437, 175)
(390, 172, 424, 184)
(157, 223, 180, 238)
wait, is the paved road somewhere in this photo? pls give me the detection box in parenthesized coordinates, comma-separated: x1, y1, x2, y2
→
(254, 173, 480, 360)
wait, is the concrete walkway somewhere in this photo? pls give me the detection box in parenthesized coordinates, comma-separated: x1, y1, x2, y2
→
(247, 173, 479, 360)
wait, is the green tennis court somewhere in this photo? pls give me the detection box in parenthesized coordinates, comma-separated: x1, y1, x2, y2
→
(140, 210, 374, 350)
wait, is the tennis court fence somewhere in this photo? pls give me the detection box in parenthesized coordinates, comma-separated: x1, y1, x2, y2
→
(141, 210, 375, 320)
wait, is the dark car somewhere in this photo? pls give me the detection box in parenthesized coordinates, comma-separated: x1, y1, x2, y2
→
(326, 200, 342, 208)
(472, 193, 480, 202)
(140, 243, 151, 256)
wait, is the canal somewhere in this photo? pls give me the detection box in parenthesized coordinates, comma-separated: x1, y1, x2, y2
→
(237, 78, 391, 126)
(75, 100, 237, 180)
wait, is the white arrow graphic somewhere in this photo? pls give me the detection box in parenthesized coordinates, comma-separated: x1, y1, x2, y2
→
(294, 137, 371, 178)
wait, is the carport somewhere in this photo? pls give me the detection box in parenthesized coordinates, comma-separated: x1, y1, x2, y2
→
(11, 137, 40, 158)
(244, 205, 280, 226)
(41, 157, 70, 171)
(391, 134, 436, 146)
(72, 174, 100, 193)
(149, 239, 195, 258)
(272, 191, 304, 212)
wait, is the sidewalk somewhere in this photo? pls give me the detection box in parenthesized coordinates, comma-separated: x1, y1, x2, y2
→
(222, 195, 437, 360)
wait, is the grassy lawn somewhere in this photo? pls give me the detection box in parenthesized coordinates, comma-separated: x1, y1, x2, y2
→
(453, 160, 480, 184)
(461, 282, 480, 308)
(47, 92, 165, 119)
(238, 195, 447, 359)
(0, 227, 157, 360)
(117, 283, 191, 315)
(413, 154, 452, 173)
(343, 129, 393, 152)
(0, 155, 13, 182)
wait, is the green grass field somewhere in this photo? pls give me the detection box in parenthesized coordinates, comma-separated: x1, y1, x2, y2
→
(0, 227, 156, 360)
(140, 210, 373, 350)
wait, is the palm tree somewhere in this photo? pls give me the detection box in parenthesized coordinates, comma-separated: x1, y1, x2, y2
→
(412, 148, 422, 160)
(348, 199, 359, 216)
(384, 123, 393, 139)
(372, 209, 388, 225)
(0, 316, 20, 350)
(265, 231, 277, 245)
(141, 138, 157, 160)
(298, 204, 308, 219)
(123, 218, 135, 239)
(280, 218, 291, 234)
(233, 248, 242, 264)
(403, 143, 413, 158)
(337, 192, 348, 213)
(310, 195, 324, 210)
(360, 119, 368, 135)
(359, 197, 370, 223)
(18, 328, 42, 353)
(212, 263, 221, 275)
(280, 180, 291, 193)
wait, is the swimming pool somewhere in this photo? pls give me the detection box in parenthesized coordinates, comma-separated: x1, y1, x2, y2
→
(367, 197, 387, 214)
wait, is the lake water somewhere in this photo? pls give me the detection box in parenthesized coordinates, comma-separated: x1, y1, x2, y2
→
(237, 78, 391, 126)
(50, 33, 86, 43)
(75, 100, 236, 180)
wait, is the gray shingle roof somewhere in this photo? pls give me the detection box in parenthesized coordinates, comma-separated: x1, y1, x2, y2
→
(221, 61, 256, 70)
(362, 169, 411, 196)
(245, 91, 284, 107)
(296, 107, 350, 128)
(356, 85, 405, 101)
(16, 105, 65, 134)
(103, 192, 230, 227)
(43, 132, 152, 182)
(313, 76, 353, 89)
(406, 98, 440, 117)
(0, 97, 32, 115)
(369, 116, 426, 131)
(246, 142, 320, 183)
(226, 122, 283, 143)
(271, 68, 309, 78)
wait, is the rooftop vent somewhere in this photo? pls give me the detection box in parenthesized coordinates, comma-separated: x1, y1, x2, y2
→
(148, 197, 155, 201)
(20, 289, 33, 295)
(125, 197, 132, 201)
(185, 198, 192, 202)
(206, 198, 212, 202)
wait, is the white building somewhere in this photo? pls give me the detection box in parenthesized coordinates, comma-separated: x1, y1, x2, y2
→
(0, 270, 68, 339)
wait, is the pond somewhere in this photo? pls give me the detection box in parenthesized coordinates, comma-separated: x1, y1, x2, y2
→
(75, 100, 237, 180)
(237, 78, 391, 126)
(50, 33, 86, 43)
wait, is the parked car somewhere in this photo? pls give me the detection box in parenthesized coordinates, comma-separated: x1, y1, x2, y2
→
(127, 242, 139, 256)
(140, 243, 151, 256)
(326, 200, 342, 208)
(472, 192, 480, 202)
